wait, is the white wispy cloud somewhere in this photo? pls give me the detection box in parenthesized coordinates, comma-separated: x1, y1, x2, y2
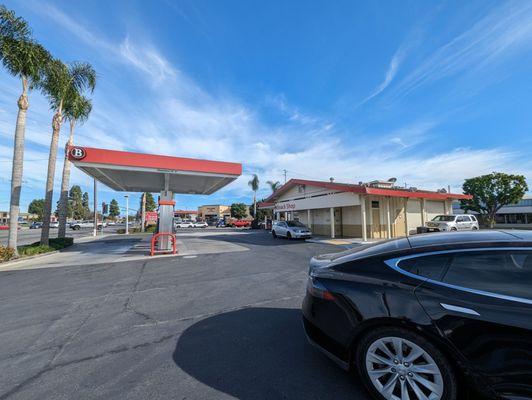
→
(358, 49, 404, 105)
(393, 1, 532, 98)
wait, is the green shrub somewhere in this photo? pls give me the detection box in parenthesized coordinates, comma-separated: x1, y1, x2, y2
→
(145, 225, 156, 233)
(17, 237, 74, 257)
(0, 245, 16, 262)
(18, 244, 54, 257)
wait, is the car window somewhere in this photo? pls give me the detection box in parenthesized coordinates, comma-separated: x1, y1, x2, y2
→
(287, 221, 306, 228)
(432, 215, 455, 222)
(397, 255, 451, 280)
(443, 251, 532, 300)
(456, 216, 464, 222)
(462, 216, 471, 221)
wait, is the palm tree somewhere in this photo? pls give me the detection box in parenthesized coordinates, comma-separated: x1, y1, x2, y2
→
(57, 93, 92, 238)
(267, 180, 281, 193)
(40, 60, 96, 245)
(248, 174, 259, 218)
(1, 6, 50, 255)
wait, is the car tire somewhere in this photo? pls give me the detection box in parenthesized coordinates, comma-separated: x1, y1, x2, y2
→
(356, 326, 458, 400)
(286, 232, 292, 239)
(450, 227, 457, 231)
(272, 230, 277, 238)
(472, 226, 479, 230)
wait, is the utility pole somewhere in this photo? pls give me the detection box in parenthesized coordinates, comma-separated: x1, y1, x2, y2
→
(141, 192, 146, 232)
(125, 195, 129, 235)
(283, 169, 287, 184)
(93, 178, 97, 237)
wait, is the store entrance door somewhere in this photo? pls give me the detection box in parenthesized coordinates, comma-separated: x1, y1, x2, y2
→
(372, 208, 381, 238)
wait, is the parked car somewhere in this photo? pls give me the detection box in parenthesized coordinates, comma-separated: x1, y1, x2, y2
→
(0, 225, 8, 230)
(49, 221, 59, 228)
(425, 214, 479, 232)
(272, 220, 312, 239)
(193, 221, 208, 228)
(303, 230, 532, 400)
(29, 222, 43, 229)
(70, 221, 104, 230)
(175, 220, 194, 228)
(216, 219, 226, 228)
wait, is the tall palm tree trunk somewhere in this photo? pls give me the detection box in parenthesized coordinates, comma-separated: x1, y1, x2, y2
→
(253, 192, 257, 217)
(7, 78, 29, 256)
(40, 107, 62, 246)
(57, 119, 75, 238)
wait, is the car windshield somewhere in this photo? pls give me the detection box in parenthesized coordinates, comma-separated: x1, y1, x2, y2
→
(431, 215, 455, 222)
(287, 221, 306, 228)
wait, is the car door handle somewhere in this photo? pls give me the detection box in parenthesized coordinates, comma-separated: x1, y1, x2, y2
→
(440, 303, 480, 316)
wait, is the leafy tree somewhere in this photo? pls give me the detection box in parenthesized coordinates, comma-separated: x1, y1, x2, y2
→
(460, 172, 528, 228)
(143, 192, 156, 212)
(82, 192, 91, 219)
(1, 5, 51, 254)
(248, 174, 259, 217)
(40, 59, 96, 245)
(28, 198, 45, 220)
(57, 93, 93, 237)
(109, 199, 120, 219)
(68, 185, 84, 220)
(266, 180, 281, 193)
(231, 203, 248, 219)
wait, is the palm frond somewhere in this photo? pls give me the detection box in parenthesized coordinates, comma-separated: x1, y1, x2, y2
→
(63, 91, 92, 124)
(248, 174, 260, 191)
(0, 5, 31, 41)
(69, 61, 96, 93)
(0, 37, 50, 85)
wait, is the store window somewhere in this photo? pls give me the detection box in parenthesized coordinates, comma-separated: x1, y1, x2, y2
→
(371, 201, 380, 209)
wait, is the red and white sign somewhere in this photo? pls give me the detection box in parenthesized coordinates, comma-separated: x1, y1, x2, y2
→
(69, 147, 86, 160)
(145, 211, 158, 223)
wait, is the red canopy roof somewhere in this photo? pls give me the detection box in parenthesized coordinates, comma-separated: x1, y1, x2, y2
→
(68, 146, 241, 194)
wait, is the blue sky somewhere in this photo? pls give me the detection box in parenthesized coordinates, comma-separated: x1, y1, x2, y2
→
(1, 0, 531, 215)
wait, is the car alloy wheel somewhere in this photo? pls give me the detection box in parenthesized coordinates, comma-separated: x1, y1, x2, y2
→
(365, 336, 444, 400)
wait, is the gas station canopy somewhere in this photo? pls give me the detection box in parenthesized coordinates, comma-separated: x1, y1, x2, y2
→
(68, 146, 242, 194)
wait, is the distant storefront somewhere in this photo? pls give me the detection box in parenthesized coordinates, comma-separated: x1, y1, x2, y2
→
(174, 209, 198, 221)
(197, 205, 231, 223)
(259, 179, 471, 240)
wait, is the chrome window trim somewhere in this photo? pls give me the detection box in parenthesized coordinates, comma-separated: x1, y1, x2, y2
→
(384, 247, 532, 305)
(440, 303, 480, 316)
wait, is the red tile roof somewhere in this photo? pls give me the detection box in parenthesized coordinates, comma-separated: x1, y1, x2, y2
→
(262, 178, 472, 204)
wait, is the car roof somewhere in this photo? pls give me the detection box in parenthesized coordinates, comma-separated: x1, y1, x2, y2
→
(407, 230, 532, 249)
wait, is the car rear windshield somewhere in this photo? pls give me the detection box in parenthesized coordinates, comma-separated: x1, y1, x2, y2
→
(287, 221, 306, 227)
(326, 238, 411, 261)
(431, 215, 455, 222)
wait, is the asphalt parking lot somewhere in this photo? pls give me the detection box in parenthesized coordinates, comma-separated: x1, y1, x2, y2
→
(0, 230, 372, 400)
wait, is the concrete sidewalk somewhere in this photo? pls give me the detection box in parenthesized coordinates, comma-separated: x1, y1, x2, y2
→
(0, 233, 249, 272)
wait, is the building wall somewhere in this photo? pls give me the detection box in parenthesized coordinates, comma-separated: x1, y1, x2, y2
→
(273, 188, 455, 238)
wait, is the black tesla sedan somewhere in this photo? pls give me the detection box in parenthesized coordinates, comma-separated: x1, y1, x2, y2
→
(302, 230, 532, 400)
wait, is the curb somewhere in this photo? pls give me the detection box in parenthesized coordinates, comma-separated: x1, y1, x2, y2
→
(0, 250, 60, 269)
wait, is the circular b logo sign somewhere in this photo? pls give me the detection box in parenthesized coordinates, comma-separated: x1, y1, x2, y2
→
(70, 147, 86, 160)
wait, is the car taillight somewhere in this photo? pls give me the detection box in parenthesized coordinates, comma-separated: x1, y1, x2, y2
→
(307, 277, 335, 301)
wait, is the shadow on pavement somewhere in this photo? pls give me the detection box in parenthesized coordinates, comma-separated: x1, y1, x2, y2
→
(173, 307, 368, 399)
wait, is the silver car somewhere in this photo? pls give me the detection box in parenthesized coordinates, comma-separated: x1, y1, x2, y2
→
(426, 214, 479, 231)
(272, 220, 312, 239)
